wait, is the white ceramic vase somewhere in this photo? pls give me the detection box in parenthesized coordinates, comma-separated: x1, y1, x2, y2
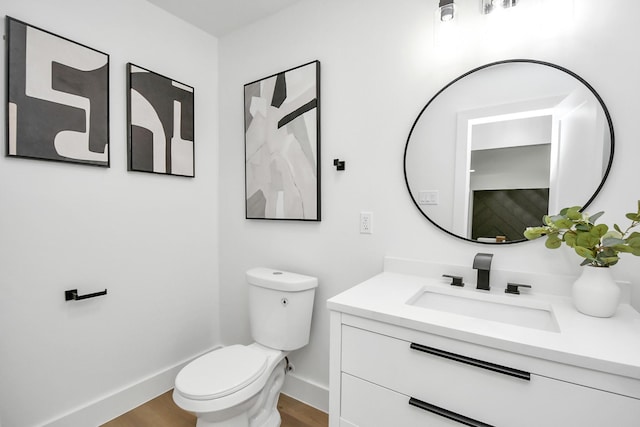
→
(572, 266, 621, 318)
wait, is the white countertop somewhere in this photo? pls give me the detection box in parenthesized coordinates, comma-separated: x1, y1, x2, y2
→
(327, 269, 640, 380)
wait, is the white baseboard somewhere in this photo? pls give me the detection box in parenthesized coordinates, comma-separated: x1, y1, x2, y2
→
(39, 347, 325, 427)
(281, 372, 329, 413)
(42, 347, 220, 427)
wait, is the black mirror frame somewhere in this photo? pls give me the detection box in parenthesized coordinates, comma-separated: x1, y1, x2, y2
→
(403, 59, 615, 245)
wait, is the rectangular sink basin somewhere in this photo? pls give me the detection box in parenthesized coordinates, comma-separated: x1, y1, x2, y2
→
(407, 288, 560, 332)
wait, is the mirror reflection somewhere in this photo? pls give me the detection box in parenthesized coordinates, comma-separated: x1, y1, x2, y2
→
(404, 60, 613, 244)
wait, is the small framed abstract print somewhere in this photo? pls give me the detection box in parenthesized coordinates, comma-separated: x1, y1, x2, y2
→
(127, 63, 195, 177)
(244, 60, 321, 221)
(6, 17, 110, 166)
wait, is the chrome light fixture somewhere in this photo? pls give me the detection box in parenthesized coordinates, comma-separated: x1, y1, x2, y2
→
(439, 0, 456, 22)
(482, 0, 519, 14)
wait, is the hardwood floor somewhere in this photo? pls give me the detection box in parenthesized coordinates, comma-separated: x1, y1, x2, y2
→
(101, 391, 194, 427)
(278, 394, 328, 427)
(101, 390, 328, 427)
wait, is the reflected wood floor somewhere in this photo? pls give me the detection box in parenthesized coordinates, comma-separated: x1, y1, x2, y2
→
(101, 390, 328, 427)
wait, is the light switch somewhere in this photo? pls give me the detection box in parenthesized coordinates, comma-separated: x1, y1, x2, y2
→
(418, 190, 439, 205)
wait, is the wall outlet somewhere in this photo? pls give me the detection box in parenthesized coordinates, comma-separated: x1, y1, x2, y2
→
(360, 212, 373, 234)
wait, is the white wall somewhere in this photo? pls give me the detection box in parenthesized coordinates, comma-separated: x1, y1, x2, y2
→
(0, 1, 220, 426)
(2, 0, 639, 423)
(219, 0, 640, 410)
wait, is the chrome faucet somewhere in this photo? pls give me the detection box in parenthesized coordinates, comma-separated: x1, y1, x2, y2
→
(473, 253, 493, 291)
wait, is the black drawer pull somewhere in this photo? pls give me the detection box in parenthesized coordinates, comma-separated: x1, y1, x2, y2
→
(410, 342, 530, 381)
(409, 397, 494, 427)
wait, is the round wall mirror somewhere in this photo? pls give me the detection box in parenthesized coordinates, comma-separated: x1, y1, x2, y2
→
(404, 59, 614, 244)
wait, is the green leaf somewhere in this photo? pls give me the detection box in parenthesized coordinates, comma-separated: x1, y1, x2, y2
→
(591, 224, 608, 237)
(524, 227, 546, 240)
(575, 223, 591, 232)
(551, 218, 573, 230)
(543, 215, 554, 226)
(626, 212, 640, 221)
(566, 207, 583, 220)
(545, 235, 562, 249)
(603, 237, 626, 247)
(627, 236, 640, 249)
(599, 247, 617, 257)
(589, 211, 605, 224)
(553, 218, 574, 229)
(564, 231, 577, 247)
(576, 232, 600, 248)
(599, 257, 619, 266)
(614, 224, 622, 233)
(602, 230, 623, 240)
(575, 246, 595, 259)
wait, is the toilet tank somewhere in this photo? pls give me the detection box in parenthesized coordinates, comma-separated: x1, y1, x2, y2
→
(246, 268, 318, 351)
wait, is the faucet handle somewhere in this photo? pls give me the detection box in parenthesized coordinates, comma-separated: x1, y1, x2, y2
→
(505, 283, 532, 295)
(442, 274, 464, 287)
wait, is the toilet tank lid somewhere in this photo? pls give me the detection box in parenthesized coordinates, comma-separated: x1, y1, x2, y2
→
(246, 268, 318, 291)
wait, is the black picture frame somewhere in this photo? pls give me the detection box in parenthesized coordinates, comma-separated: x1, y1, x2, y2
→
(244, 60, 321, 221)
(126, 63, 195, 177)
(6, 16, 110, 167)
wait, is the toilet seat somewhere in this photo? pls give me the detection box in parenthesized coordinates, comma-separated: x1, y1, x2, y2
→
(175, 345, 268, 400)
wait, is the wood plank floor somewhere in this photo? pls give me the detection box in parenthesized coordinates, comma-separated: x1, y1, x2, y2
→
(278, 394, 328, 427)
(101, 390, 328, 427)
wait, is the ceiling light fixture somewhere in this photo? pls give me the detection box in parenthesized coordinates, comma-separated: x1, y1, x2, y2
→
(482, 0, 519, 15)
(439, 0, 456, 22)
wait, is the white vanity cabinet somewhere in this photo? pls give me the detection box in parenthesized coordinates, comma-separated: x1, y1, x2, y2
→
(328, 267, 640, 427)
(331, 316, 640, 427)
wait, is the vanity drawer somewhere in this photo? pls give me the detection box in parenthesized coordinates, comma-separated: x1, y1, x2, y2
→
(341, 325, 640, 426)
(341, 373, 464, 427)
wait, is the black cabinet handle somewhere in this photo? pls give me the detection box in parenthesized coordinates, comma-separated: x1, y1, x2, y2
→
(409, 397, 494, 427)
(65, 289, 107, 301)
(410, 342, 530, 381)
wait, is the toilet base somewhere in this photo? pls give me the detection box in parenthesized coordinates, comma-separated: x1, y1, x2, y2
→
(193, 358, 286, 427)
(247, 359, 285, 427)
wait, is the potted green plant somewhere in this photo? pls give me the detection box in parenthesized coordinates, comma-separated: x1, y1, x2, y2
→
(523, 201, 640, 317)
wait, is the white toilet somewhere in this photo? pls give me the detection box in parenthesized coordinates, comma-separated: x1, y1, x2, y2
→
(173, 268, 318, 427)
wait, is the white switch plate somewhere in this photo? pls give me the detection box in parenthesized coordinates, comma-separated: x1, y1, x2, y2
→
(360, 212, 373, 234)
(418, 190, 439, 205)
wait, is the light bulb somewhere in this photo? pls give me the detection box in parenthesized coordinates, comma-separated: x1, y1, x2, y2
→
(439, 0, 455, 22)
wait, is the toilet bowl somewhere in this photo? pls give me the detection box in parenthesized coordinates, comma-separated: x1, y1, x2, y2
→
(173, 268, 317, 427)
(173, 344, 286, 427)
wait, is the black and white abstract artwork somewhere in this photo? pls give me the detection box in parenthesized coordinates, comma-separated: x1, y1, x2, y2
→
(6, 17, 109, 166)
(127, 64, 195, 177)
(244, 61, 321, 221)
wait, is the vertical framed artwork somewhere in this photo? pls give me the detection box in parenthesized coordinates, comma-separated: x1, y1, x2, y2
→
(6, 17, 109, 166)
(127, 63, 195, 177)
(244, 60, 321, 221)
